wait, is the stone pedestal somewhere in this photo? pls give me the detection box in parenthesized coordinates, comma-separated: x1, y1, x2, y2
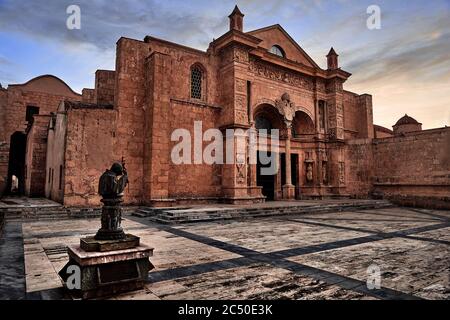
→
(80, 234, 140, 252)
(59, 245, 154, 299)
(282, 184, 296, 200)
(95, 197, 126, 240)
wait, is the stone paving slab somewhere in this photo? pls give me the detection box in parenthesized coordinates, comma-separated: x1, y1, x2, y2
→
(0, 206, 448, 300)
(171, 219, 371, 254)
(0, 197, 61, 208)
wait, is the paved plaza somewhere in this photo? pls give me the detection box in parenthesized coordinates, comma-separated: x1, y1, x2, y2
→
(0, 206, 449, 300)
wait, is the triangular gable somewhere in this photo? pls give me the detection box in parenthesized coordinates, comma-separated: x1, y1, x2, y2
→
(247, 24, 320, 68)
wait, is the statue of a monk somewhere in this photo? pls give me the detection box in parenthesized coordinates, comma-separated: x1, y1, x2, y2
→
(98, 162, 128, 199)
(95, 162, 128, 240)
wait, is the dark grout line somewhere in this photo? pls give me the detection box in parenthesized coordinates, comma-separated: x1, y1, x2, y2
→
(28, 213, 449, 300)
(130, 216, 424, 300)
(148, 257, 251, 283)
(401, 208, 450, 221)
(401, 235, 450, 246)
(284, 217, 381, 234)
(352, 209, 444, 221)
(292, 217, 438, 223)
(285, 218, 450, 249)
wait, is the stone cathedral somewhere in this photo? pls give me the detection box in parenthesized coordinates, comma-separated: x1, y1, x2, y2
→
(0, 6, 448, 209)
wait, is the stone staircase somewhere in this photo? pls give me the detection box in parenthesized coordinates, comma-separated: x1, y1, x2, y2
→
(132, 206, 191, 218)
(2, 205, 139, 222)
(146, 200, 394, 224)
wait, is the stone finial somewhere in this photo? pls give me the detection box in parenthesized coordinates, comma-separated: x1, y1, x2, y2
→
(229, 5, 244, 32)
(327, 47, 339, 70)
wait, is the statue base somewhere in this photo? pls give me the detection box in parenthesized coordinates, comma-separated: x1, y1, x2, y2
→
(80, 234, 140, 252)
(94, 228, 126, 241)
(59, 244, 154, 299)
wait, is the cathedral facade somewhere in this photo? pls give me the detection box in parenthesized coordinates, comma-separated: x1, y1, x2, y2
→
(0, 7, 448, 208)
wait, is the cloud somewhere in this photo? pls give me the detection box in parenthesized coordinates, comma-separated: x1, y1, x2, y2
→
(0, 0, 228, 51)
(344, 15, 450, 85)
(0, 0, 448, 128)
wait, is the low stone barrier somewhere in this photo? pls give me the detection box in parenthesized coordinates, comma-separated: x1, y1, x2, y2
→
(387, 195, 450, 210)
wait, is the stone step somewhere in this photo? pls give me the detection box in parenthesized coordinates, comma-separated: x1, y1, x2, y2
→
(150, 200, 393, 224)
(2, 205, 141, 221)
(132, 206, 192, 218)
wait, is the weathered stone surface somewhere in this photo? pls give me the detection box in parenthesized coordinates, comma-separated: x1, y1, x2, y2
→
(0, 206, 445, 300)
(0, 7, 448, 207)
(60, 245, 153, 299)
(67, 244, 153, 266)
(80, 234, 140, 252)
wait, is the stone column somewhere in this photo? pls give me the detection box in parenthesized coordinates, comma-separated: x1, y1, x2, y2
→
(282, 122, 295, 200)
(314, 99, 320, 134)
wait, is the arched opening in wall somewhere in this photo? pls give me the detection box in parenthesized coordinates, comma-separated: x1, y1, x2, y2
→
(6, 132, 27, 195)
(254, 104, 285, 201)
(269, 45, 286, 58)
(254, 104, 285, 134)
(292, 111, 315, 137)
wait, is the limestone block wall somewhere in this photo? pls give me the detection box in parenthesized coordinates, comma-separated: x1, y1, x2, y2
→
(82, 89, 96, 104)
(0, 87, 8, 196)
(3, 83, 80, 144)
(0, 142, 8, 196)
(24, 115, 51, 197)
(168, 101, 222, 199)
(114, 38, 149, 204)
(95, 70, 116, 106)
(372, 127, 450, 208)
(63, 108, 116, 206)
(344, 139, 374, 198)
(45, 108, 65, 203)
(343, 91, 374, 140)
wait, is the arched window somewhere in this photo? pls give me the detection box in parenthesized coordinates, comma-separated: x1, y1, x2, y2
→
(190, 65, 203, 100)
(269, 45, 285, 58)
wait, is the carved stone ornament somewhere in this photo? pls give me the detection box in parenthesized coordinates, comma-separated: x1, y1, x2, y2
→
(306, 163, 313, 182)
(249, 57, 314, 90)
(275, 93, 295, 122)
(236, 163, 246, 184)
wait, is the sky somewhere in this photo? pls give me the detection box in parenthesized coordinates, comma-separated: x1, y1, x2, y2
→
(0, 0, 449, 129)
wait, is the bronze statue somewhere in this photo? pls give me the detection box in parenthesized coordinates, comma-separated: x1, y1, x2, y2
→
(95, 161, 129, 240)
(98, 162, 128, 199)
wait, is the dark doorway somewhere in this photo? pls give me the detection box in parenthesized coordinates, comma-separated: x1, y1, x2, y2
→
(26, 106, 40, 123)
(7, 132, 27, 195)
(280, 153, 299, 187)
(257, 151, 277, 201)
(291, 154, 299, 188)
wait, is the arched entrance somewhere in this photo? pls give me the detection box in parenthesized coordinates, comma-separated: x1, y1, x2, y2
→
(254, 104, 285, 201)
(7, 132, 27, 195)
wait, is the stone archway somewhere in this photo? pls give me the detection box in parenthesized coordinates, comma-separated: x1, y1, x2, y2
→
(253, 103, 287, 133)
(292, 111, 315, 136)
